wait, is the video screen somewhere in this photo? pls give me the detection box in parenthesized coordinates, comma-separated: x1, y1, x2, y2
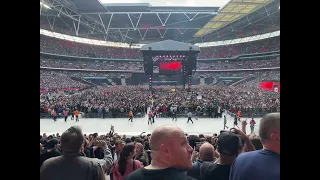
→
(260, 81, 280, 92)
(159, 61, 182, 74)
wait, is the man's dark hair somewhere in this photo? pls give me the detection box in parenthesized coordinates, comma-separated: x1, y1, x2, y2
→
(144, 141, 151, 150)
(134, 138, 144, 145)
(125, 138, 132, 144)
(93, 133, 98, 138)
(131, 136, 136, 142)
(188, 135, 200, 148)
(60, 126, 84, 153)
(248, 134, 263, 150)
(115, 140, 125, 147)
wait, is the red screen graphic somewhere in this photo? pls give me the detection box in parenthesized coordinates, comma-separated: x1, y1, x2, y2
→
(261, 81, 274, 91)
(159, 62, 182, 74)
(261, 81, 280, 92)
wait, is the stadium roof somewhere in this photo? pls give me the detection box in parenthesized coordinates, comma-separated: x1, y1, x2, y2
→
(40, 0, 279, 43)
(141, 40, 200, 51)
(194, 0, 275, 37)
(99, 0, 229, 7)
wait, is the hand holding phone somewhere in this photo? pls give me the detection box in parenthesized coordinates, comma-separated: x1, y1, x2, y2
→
(191, 147, 199, 161)
(230, 128, 247, 140)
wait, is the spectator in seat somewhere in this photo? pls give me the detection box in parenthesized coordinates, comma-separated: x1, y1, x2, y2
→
(248, 134, 263, 150)
(40, 138, 61, 167)
(89, 139, 114, 173)
(134, 138, 144, 145)
(110, 140, 125, 180)
(200, 131, 243, 180)
(125, 125, 195, 180)
(187, 142, 215, 180)
(112, 143, 143, 180)
(229, 113, 280, 180)
(113, 140, 125, 161)
(134, 142, 149, 166)
(40, 126, 106, 180)
(143, 141, 152, 164)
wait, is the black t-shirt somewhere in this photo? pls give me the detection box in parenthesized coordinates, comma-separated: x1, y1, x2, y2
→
(125, 167, 196, 180)
(200, 162, 231, 180)
(94, 147, 104, 159)
(40, 149, 62, 167)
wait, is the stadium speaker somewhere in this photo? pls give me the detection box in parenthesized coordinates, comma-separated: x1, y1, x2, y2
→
(187, 55, 196, 75)
(144, 56, 153, 75)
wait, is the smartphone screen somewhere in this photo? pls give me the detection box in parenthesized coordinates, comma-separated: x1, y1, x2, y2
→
(195, 142, 204, 152)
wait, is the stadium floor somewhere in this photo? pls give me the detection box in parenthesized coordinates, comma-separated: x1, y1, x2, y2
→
(40, 115, 261, 135)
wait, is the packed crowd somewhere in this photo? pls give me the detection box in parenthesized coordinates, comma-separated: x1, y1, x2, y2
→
(40, 70, 135, 90)
(40, 71, 89, 90)
(181, 70, 280, 83)
(40, 35, 143, 59)
(40, 113, 280, 180)
(40, 57, 143, 71)
(198, 37, 280, 59)
(40, 70, 132, 79)
(236, 71, 280, 89)
(40, 69, 280, 89)
(40, 56, 279, 71)
(40, 35, 279, 59)
(40, 79, 280, 118)
(197, 58, 279, 70)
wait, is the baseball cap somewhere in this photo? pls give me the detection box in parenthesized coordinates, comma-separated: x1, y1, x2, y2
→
(217, 131, 241, 156)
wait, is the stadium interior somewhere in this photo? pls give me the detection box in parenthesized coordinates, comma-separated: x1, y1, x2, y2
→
(40, 0, 280, 179)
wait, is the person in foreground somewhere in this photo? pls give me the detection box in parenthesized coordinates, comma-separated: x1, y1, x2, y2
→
(200, 131, 244, 180)
(40, 126, 105, 180)
(113, 143, 144, 180)
(125, 124, 196, 180)
(187, 142, 215, 180)
(229, 112, 280, 180)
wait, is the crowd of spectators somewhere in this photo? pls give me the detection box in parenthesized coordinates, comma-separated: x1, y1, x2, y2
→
(197, 58, 279, 70)
(198, 37, 280, 59)
(40, 71, 89, 90)
(40, 34, 280, 118)
(40, 77, 280, 119)
(192, 70, 279, 80)
(40, 56, 279, 71)
(40, 69, 279, 95)
(40, 35, 279, 59)
(41, 70, 132, 79)
(40, 113, 279, 180)
(236, 71, 280, 89)
(40, 57, 143, 71)
(40, 70, 134, 90)
(40, 35, 143, 59)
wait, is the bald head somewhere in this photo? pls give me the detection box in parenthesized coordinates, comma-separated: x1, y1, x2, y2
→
(149, 125, 193, 170)
(259, 113, 280, 143)
(199, 142, 215, 161)
(150, 125, 183, 151)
